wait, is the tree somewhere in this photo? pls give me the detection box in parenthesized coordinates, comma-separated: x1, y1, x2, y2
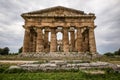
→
(114, 48, 120, 55)
(104, 52, 114, 56)
(0, 48, 3, 55)
(18, 47, 23, 53)
(3, 47, 10, 55)
(0, 47, 10, 55)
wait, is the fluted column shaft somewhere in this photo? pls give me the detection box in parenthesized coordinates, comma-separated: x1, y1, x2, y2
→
(89, 28, 96, 53)
(23, 28, 30, 52)
(32, 33, 36, 52)
(29, 31, 34, 52)
(36, 28, 44, 52)
(63, 28, 69, 52)
(44, 30, 49, 51)
(84, 30, 89, 52)
(70, 30, 75, 52)
(77, 28, 82, 52)
(50, 28, 57, 52)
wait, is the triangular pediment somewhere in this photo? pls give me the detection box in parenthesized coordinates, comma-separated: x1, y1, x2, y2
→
(22, 6, 85, 17)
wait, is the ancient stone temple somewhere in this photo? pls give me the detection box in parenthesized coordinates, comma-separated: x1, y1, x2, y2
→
(21, 6, 97, 54)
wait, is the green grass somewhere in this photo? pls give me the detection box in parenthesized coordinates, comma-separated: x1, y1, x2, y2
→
(0, 61, 120, 80)
(0, 71, 120, 80)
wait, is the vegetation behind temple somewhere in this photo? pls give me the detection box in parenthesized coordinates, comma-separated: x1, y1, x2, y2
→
(0, 47, 10, 55)
(104, 48, 120, 56)
(0, 47, 120, 56)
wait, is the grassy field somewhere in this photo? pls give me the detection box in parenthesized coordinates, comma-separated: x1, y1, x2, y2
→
(0, 55, 120, 80)
(0, 71, 120, 80)
(0, 63, 119, 80)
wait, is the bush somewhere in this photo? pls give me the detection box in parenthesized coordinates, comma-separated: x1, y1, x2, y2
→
(4, 68, 27, 73)
(105, 68, 114, 73)
(0, 64, 10, 73)
(104, 52, 114, 56)
(0, 47, 10, 55)
(0, 67, 6, 73)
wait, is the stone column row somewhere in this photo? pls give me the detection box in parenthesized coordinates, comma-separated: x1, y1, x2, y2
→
(22, 26, 96, 53)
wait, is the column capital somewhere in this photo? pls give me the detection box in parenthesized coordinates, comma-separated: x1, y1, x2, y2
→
(63, 27, 69, 29)
(36, 27, 43, 33)
(24, 28, 30, 33)
(50, 28, 57, 33)
(76, 27, 83, 29)
(45, 27, 50, 32)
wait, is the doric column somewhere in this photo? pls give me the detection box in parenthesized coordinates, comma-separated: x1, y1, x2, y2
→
(82, 28, 89, 52)
(84, 29, 89, 52)
(23, 28, 30, 52)
(44, 30, 49, 52)
(29, 31, 34, 52)
(36, 28, 44, 52)
(89, 27, 96, 53)
(63, 28, 69, 52)
(50, 28, 57, 52)
(32, 33, 37, 52)
(77, 28, 83, 52)
(70, 30, 75, 52)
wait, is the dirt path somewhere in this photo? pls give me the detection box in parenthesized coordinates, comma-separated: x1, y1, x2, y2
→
(0, 60, 38, 64)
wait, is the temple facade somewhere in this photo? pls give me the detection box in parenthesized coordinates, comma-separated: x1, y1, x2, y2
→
(21, 6, 97, 54)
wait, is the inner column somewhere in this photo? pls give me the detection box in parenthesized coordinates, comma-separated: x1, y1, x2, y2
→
(63, 27, 69, 52)
(70, 29, 75, 52)
(44, 29, 49, 52)
(32, 32, 37, 52)
(77, 27, 83, 52)
(50, 28, 57, 52)
(36, 28, 44, 52)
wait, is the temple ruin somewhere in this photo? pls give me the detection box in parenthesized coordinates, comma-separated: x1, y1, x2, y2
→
(21, 6, 97, 54)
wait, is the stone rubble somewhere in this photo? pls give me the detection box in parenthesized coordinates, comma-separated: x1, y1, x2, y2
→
(10, 60, 118, 71)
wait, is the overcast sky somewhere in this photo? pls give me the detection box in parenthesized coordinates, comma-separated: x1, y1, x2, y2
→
(0, 0, 120, 54)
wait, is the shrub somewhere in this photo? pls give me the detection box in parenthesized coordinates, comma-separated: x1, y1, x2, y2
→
(104, 52, 114, 56)
(4, 68, 27, 73)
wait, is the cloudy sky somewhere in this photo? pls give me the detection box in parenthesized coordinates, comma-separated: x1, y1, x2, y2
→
(0, 0, 120, 54)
